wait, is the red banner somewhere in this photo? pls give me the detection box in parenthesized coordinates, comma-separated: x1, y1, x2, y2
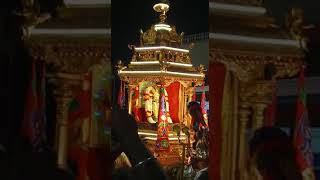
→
(208, 62, 226, 180)
(294, 67, 315, 179)
(21, 60, 47, 151)
(166, 82, 180, 123)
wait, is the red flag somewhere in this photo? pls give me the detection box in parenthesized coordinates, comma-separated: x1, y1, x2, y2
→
(22, 61, 47, 151)
(117, 81, 125, 108)
(22, 60, 37, 143)
(293, 67, 315, 179)
(155, 85, 170, 151)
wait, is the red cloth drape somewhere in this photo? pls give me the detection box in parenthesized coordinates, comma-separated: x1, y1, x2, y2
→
(68, 147, 111, 180)
(208, 62, 226, 180)
(87, 148, 111, 180)
(166, 82, 180, 123)
(68, 147, 89, 180)
(22, 60, 47, 150)
(294, 67, 315, 175)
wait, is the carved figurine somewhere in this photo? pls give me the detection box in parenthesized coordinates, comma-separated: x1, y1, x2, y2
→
(14, 0, 51, 39)
(285, 7, 314, 50)
(142, 25, 157, 45)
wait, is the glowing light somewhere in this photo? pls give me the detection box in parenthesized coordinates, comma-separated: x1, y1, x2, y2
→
(138, 132, 157, 136)
(118, 70, 204, 77)
(169, 137, 186, 140)
(138, 132, 186, 136)
(143, 137, 186, 141)
(131, 61, 159, 65)
(135, 46, 189, 53)
(119, 70, 162, 74)
(131, 61, 192, 67)
(166, 71, 205, 77)
(161, 115, 167, 121)
(153, 3, 169, 11)
(155, 24, 172, 31)
(168, 62, 193, 67)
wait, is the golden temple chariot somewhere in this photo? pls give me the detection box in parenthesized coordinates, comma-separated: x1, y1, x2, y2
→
(117, 0, 205, 167)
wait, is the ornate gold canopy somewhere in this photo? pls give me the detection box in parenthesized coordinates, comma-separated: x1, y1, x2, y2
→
(117, 1, 205, 87)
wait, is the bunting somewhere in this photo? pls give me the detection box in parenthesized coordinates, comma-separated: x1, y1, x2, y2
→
(155, 85, 170, 151)
(294, 67, 315, 180)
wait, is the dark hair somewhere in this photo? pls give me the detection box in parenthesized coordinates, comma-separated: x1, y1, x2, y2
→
(249, 127, 302, 180)
(187, 101, 201, 111)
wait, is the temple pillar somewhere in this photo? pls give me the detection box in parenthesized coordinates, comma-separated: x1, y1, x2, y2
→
(252, 103, 268, 131)
(238, 99, 251, 180)
(231, 77, 239, 180)
(128, 85, 133, 114)
(178, 84, 184, 124)
(50, 73, 82, 169)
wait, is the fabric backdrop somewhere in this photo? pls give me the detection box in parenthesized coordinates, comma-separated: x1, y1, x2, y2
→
(166, 82, 181, 123)
(208, 62, 226, 180)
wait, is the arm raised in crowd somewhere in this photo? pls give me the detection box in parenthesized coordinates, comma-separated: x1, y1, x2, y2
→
(112, 106, 167, 180)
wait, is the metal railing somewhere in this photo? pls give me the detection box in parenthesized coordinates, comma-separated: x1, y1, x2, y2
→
(183, 32, 209, 43)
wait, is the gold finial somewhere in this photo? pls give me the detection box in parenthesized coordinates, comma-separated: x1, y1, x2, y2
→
(285, 7, 315, 50)
(153, 0, 170, 23)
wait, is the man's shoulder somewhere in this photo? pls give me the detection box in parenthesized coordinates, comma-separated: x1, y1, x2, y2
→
(195, 168, 208, 180)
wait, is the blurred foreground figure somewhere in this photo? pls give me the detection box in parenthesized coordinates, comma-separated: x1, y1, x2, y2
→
(249, 127, 303, 180)
(112, 107, 167, 180)
(187, 101, 208, 180)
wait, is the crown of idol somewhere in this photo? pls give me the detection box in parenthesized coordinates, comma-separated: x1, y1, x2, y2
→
(139, 0, 184, 47)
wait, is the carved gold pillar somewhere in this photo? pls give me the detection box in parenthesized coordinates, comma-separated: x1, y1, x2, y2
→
(178, 84, 184, 124)
(248, 81, 274, 132)
(50, 73, 81, 169)
(248, 81, 275, 180)
(184, 86, 194, 127)
(238, 100, 251, 180)
(231, 77, 239, 180)
(184, 92, 190, 127)
(128, 85, 133, 114)
(252, 103, 268, 131)
(54, 85, 72, 169)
